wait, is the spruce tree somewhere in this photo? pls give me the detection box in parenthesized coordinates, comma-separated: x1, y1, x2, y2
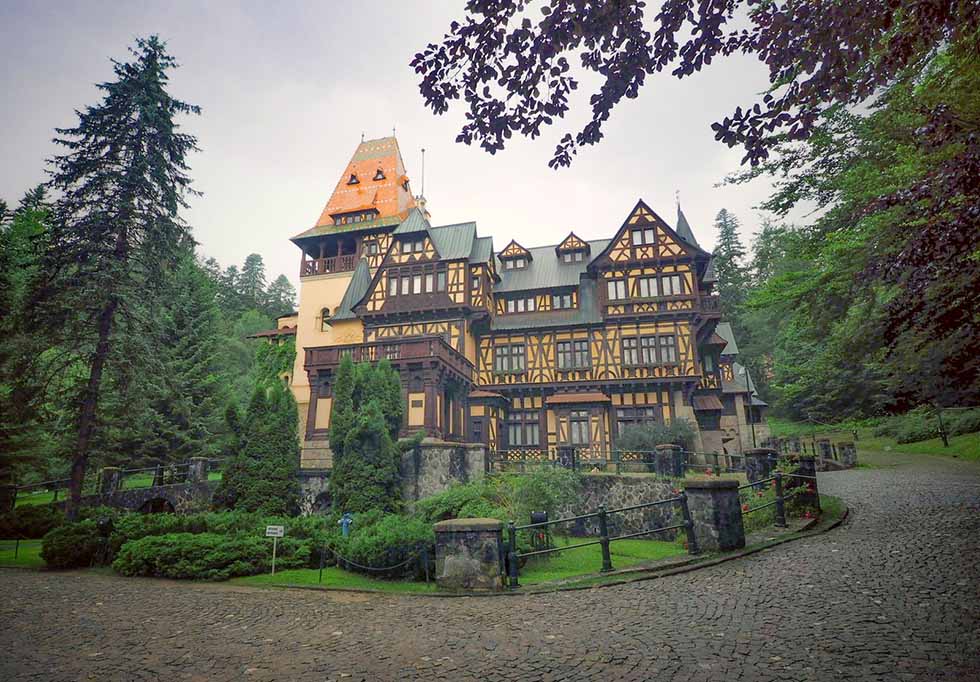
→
(711, 209, 749, 322)
(239, 253, 267, 309)
(330, 400, 402, 514)
(26, 36, 200, 518)
(328, 354, 356, 461)
(265, 274, 296, 316)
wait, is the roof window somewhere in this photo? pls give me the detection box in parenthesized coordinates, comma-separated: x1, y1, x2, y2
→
(374, 168, 386, 181)
(347, 173, 359, 185)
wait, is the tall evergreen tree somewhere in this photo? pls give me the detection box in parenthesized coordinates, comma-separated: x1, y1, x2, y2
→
(26, 36, 200, 518)
(265, 274, 296, 317)
(239, 253, 267, 309)
(711, 209, 749, 324)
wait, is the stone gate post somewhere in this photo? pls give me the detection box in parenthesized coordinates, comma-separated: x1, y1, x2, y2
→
(837, 442, 857, 467)
(187, 457, 209, 482)
(683, 478, 745, 552)
(816, 439, 833, 461)
(99, 467, 122, 495)
(743, 448, 778, 483)
(433, 518, 504, 591)
(655, 444, 685, 478)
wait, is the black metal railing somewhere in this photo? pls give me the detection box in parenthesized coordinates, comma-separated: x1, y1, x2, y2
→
(505, 493, 699, 588)
(738, 470, 821, 529)
(488, 448, 746, 476)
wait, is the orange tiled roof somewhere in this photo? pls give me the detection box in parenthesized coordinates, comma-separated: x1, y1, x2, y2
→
(314, 136, 416, 228)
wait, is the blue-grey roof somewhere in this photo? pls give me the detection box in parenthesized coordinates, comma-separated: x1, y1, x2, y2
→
(676, 205, 701, 249)
(330, 258, 372, 321)
(490, 277, 603, 330)
(392, 207, 430, 235)
(715, 322, 739, 356)
(429, 222, 477, 261)
(495, 239, 610, 293)
(469, 235, 494, 264)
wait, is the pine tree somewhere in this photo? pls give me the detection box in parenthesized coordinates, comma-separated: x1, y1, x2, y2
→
(328, 354, 356, 461)
(239, 253, 267, 309)
(265, 274, 296, 317)
(711, 209, 749, 322)
(330, 400, 402, 514)
(26, 36, 200, 519)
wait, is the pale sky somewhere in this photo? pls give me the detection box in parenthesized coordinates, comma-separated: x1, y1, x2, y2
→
(1, 1, 782, 290)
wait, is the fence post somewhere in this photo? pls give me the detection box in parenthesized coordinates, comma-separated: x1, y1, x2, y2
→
(0, 485, 16, 513)
(614, 450, 622, 475)
(679, 492, 700, 555)
(597, 505, 613, 573)
(774, 471, 787, 528)
(507, 521, 519, 588)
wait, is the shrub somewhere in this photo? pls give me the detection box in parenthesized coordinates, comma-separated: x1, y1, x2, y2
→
(947, 409, 980, 437)
(413, 480, 501, 524)
(41, 521, 103, 569)
(0, 505, 64, 539)
(328, 513, 433, 579)
(616, 419, 697, 452)
(112, 532, 309, 581)
(330, 400, 402, 514)
(501, 467, 582, 523)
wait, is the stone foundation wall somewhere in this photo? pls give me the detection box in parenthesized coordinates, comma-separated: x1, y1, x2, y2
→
(401, 439, 486, 505)
(558, 474, 679, 537)
(297, 470, 331, 515)
(300, 437, 332, 470)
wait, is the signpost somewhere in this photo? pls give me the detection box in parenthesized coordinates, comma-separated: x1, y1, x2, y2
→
(266, 525, 284, 575)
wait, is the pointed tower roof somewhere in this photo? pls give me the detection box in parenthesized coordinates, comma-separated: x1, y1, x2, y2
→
(675, 204, 701, 248)
(292, 136, 417, 243)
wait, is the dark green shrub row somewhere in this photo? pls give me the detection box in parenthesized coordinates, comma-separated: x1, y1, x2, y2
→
(40, 521, 103, 569)
(328, 513, 434, 579)
(872, 407, 980, 444)
(112, 532, 309, 581)
(0, 505, 65, 539)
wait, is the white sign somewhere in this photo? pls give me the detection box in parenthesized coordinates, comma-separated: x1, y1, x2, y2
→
(265, 525, 285, 538)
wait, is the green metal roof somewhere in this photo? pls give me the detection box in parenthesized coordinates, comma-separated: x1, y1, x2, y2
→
(469, 235, 494, 264)
(392, 207, 430, 235)
(715, 322, 739, 356)
(330, 258, 372, 321)
(429, 222, 477, 261)
(495, 239, 610, 293)
(290, 214, 402, 243)
(490, 277, 603, 331)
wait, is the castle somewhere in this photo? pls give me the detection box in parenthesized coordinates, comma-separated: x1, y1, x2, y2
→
(263, 136, 768, 469)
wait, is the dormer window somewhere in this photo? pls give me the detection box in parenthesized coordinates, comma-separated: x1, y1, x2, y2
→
(504, 257, 527, 270)
(347, 173, 359, 185)
(373, 168, 385, 181)
(561, 251, 584, 263)
(499, 240, 532, 271)
(401, 238, 425, 254)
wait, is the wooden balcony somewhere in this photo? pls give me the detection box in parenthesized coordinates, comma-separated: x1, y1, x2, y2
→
(300, 254, 357, 277)
(701, 295, 722, 314)
(305, 336, 474, 382)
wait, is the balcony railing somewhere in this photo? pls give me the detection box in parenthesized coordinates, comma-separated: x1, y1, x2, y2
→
(305, 336, 474, 380)
(701, 296, 721, 313)
(300, 254, 357, 277)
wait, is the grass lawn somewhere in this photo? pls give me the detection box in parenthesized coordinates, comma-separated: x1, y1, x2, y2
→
(519, 535, 685, 584)
(13, 470, 224, 508)
(0, 539, 44, 569)
(231, 567, 439, 593)
(14, 490, 59, 508)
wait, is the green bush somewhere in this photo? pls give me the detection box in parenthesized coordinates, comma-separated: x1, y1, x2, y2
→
(41, 521, 103, 569)
(503, 468, 582, 523)
(947, 409, 980, 437)
(112, 532, 309, 581)
(328, 513, 433, 579)
(413, 480, 500, 524)
(0, 505, 64, 539)
(616, 418, 697, 452)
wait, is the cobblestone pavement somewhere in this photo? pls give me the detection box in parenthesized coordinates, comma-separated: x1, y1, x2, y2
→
(2, 452, 978, 681)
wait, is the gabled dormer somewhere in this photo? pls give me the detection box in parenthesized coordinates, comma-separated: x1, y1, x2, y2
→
(390, 207, 440, 263)
(498, 240, 531, 270)
(592, 200, 708, 266)
(555, 232, 591, 263)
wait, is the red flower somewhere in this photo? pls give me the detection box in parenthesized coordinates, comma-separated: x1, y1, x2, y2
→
(741, 504, 749, 512)
(705, 467, 713, 475)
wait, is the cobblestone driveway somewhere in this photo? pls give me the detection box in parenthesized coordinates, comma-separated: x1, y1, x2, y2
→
(2, 452, 978, 681)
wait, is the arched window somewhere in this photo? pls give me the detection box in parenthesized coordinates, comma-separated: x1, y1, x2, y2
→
(320, 308, 331, 332)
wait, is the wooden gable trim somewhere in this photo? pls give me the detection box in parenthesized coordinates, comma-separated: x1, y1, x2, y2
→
(589, 199, 709, 271)
(499, 239, 532, 261)
(556, 232, 590, 255)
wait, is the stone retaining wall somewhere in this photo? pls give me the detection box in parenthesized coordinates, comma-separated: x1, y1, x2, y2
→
(558, 474, 678, 537)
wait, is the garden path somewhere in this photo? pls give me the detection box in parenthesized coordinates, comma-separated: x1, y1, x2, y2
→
(1, 451, 978, 681)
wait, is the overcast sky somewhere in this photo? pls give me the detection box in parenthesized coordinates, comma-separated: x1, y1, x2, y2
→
(2, 1, 783, 289)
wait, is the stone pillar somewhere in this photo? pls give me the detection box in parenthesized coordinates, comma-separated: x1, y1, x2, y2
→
(683, 478, 745, 552)
(433, 518, 504, 592)
(790, 456, 820, 511)
(655, 444, 685, 478)
(99, 467, 122, 495)
(743, 448, 778, 483)
(816, 439, 833, 460)
(0, 485, 16, 513)
(838, 442, 857, 467)
(187, 457, 209, 482)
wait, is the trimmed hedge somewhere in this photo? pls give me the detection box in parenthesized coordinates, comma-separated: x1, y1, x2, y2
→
(41, 521, 103, 569)
(112, 532, 309, 581)
(329, 513, 433, 579)
(0, 505, 64, 539)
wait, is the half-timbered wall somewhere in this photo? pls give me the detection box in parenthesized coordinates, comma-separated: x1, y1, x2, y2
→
(476, 321, 698, 386)
(388, 235, 438, 264)
(600, 264, 696, 316)
(494, 288, 578, 315)
(365, 320, 466, 355)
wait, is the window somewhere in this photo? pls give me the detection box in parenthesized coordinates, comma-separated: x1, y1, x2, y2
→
(631, 227, 655, 246)
(562, 252, 573, 263)
(503, 257, 527, 270)
(387, 276, 397, 297)
(320, 308, 331, 332)
(569, 410, 590, 445)
(607, 279, 627, 300)
(640, 336, 658, 364)
(616, 406, 659, 433)
(436, 271, 447, 291)
(387, 264, 448, 297)
(695, 410, 721, 431)
(575, 251, 584, 262)
(556, 340, 588, 370)
(364, 240, 379, 255)
(507, 411, 539, 447)
(373, 168, 385, 180)
(412, 274, 422, 294)
(637, 276, 658, 298)
(553, 293, 574, 309)
(703, 352, 715, 372)
(400, 275, 410, 296)
(401, 239, 425, 254)
(622, 337, 639, 365)
(660, 274, 683, 296)
(347, 173, 359, 185)
(471, 275, 481, 290)
(561, 251, 585, 263)
(659, 335, 677, 363)
(494, 344, 525, 373)
(505, 296, 536, 313)
(425, 273, 434, 293)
